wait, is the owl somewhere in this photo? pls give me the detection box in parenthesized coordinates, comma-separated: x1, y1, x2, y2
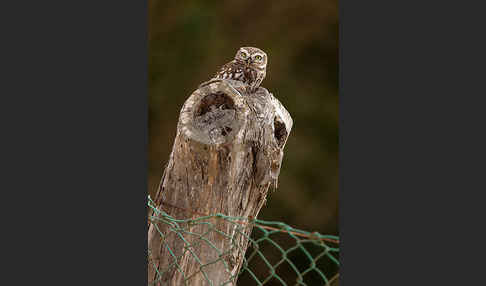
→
(213, 47, 267, 93)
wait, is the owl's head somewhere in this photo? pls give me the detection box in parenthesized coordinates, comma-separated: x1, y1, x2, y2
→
(235, 47, 267, 70)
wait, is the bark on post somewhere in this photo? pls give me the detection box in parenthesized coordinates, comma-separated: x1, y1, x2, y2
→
(148, 79, 293, 286)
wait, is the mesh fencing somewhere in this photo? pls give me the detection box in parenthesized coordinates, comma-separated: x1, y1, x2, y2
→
(148, 196, 339, 286)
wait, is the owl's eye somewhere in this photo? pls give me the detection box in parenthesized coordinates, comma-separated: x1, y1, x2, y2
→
(254, 55, 263, 61)
(240, 52, 248, 58)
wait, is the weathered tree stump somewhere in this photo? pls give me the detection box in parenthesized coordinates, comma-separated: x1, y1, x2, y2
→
(148, 79, 293, 285)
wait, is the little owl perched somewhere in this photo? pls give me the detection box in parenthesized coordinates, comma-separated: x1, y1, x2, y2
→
(213, 47, 267, 93)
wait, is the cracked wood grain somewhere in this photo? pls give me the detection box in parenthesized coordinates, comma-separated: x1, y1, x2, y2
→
(148, 79, 292, 286)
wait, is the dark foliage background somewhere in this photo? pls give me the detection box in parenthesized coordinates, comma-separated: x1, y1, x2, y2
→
(149, 0, 338, 283)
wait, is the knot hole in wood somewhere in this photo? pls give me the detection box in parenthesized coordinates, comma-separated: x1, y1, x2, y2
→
(274, 116, 288, 148)
(193, 91, 238, 142)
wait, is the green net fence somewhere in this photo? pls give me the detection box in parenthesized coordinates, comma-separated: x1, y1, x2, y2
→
(148, 196, 339, 286)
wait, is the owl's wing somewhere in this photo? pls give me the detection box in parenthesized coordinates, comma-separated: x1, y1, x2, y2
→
(199, 61, 247, 89)
(215, 60, 246, 81)
(214, 61, 233, 79)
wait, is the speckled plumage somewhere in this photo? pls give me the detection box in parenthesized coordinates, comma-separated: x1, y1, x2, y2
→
(214, 47, 267, 93)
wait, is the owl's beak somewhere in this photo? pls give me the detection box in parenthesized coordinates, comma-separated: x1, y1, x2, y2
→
(245, 58, 251, 65)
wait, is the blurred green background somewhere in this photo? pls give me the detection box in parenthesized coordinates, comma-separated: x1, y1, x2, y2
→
(149, 1, 338, 281)
(149, 0, 338, 235)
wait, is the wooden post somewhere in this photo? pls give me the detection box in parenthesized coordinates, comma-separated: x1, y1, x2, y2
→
(148, 79, 293, 285)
